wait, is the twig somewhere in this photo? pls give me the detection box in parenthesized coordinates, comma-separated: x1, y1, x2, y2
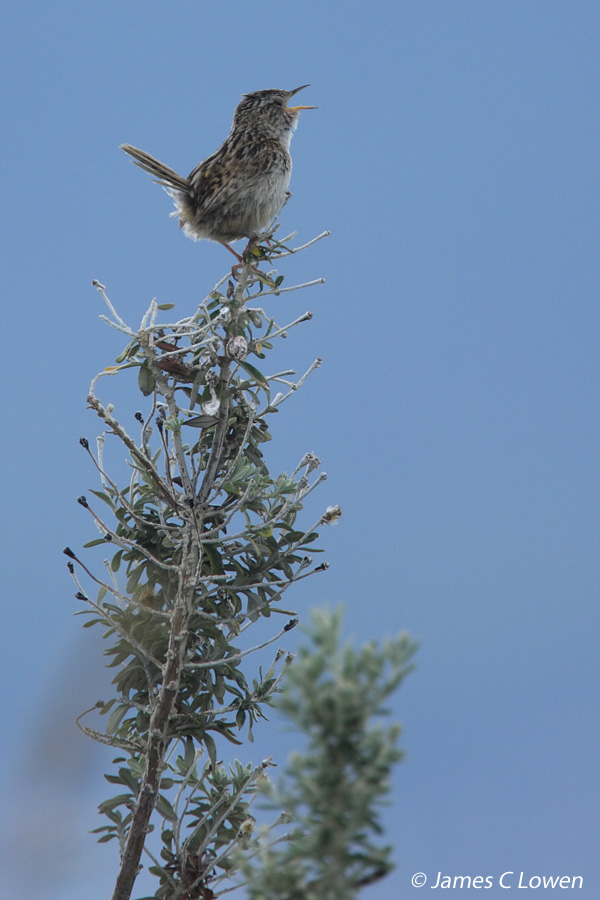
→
(185, 620, 297, 670)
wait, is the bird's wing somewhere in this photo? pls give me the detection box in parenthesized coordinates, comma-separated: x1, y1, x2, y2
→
(187, 142, 286, 215)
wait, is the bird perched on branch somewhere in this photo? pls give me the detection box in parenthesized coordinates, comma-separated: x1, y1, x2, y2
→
(121, 86, 315, 263)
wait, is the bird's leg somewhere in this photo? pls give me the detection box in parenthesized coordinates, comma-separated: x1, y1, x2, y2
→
(221, 240, 275, 287)
(221, 242, 244, 263)
(242, 236, 259, 260)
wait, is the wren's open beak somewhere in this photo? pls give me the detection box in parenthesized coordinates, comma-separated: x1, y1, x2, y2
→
(287, 84, 317, 112)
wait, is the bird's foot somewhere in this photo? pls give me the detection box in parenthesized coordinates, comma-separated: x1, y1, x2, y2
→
(227, 239, 276, 287)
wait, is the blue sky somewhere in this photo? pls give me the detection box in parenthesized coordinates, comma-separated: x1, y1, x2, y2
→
(1, 2, 599, 898)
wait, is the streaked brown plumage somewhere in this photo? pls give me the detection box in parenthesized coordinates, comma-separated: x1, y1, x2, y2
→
(121, 86, 314, 259)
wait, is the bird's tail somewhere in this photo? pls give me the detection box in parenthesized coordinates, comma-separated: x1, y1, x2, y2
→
(120, 144, 190, 193)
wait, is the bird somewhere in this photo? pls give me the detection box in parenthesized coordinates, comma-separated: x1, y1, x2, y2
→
(121, 86, 315, 263)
